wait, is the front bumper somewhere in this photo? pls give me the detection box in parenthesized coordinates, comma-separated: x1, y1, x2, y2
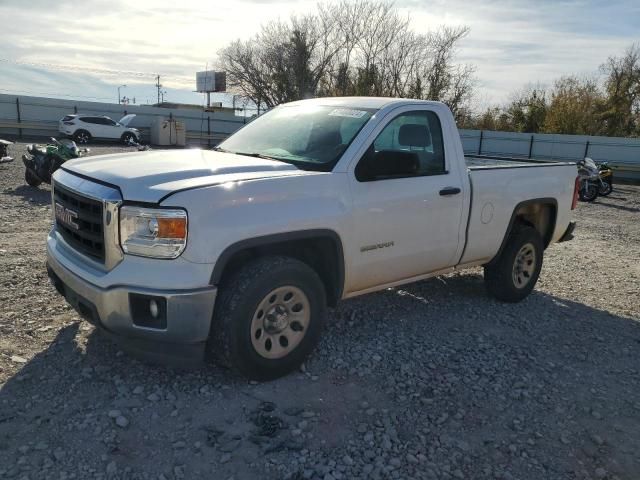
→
(46, 248, 217, 366)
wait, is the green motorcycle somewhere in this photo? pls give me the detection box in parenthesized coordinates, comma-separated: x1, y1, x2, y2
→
(22, 137, 89, 187)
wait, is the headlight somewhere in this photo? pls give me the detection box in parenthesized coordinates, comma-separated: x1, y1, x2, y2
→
(119, 206, 187, 259)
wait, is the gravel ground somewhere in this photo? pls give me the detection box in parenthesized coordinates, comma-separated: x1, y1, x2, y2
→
(1, 141, 639, 480)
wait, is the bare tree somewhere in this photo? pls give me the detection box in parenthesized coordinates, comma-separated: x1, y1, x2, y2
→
(445, 63, 476, 120)
(217, 0, 475, 111)
(218, 12, 342, 108)
(424, 26, 470, 101)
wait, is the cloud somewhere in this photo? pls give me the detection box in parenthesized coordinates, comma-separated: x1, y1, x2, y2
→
(0, 0, 638, 108)
(399, 0, 638, 105)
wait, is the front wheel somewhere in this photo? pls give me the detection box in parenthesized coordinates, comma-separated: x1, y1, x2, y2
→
(209, 256, 326, 380)
(25, 169, 42, 187)
(121, 132, 136, 144)
(579, 181, 598, 202)
(484, 225, 543, 303)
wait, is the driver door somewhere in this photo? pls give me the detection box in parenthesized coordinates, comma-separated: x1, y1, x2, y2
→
(346, 108, 465, 293)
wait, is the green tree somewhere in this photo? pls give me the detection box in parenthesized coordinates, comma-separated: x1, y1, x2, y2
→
(543, 76, 603, 135)
(505, 87, 548, 133)
(599, 44, 640, 136)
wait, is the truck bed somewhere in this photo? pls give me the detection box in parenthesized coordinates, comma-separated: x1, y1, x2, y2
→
(460, 154, 577, 266)
(465, 154, 575, 170)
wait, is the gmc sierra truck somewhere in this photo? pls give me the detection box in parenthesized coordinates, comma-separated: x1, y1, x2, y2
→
(46, 97, 578, 380)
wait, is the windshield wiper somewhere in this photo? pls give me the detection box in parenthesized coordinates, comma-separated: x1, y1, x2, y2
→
(215, 148, 306, 169)
(231, 151, 286, 162)
(213, 147, 278, 161)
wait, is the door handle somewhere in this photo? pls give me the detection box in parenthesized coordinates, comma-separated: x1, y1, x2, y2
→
(439, 187, 461, 196)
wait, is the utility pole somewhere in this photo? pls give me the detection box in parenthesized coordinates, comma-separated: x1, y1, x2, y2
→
(156, 75, 162, 105)
(118, 84, 126, 104)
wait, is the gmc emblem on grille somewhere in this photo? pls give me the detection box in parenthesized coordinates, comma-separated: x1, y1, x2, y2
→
(54, 202, 79, 230)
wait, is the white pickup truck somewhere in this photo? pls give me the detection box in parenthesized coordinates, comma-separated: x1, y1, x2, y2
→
(46, 97, 578, 379)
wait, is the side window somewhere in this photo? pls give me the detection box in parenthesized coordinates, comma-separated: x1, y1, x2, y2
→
(104, 118, 117, 126)
(79, 117, 96, 124)
(355, 110, 446, 182)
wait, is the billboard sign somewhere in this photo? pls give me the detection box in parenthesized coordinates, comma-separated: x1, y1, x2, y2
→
(196, 71, 227, 92)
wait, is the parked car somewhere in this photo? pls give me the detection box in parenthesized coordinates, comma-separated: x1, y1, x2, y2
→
(58, 114, 140, 144)
(46, 97, 578, 380)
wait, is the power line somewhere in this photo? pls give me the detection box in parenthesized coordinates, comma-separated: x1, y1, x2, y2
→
(0, 87, 113, 101)
(0, 58, 193, 82)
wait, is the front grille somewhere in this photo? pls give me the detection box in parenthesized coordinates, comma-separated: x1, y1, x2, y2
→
(53, 182, 105, 262)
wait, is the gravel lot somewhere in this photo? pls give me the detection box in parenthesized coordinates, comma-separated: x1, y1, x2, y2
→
(1, 141, 639, 480)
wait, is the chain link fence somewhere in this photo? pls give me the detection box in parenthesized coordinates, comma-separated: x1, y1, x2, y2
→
(0, 94, 249, 147)
(460, 129, 640, 182)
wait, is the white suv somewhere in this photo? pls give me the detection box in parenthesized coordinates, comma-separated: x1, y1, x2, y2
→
(58, 114, 140, 144)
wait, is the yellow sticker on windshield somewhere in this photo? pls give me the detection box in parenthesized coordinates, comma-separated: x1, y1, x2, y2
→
(328, 108, 367, 119)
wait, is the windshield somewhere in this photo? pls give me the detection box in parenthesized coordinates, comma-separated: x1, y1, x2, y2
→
(58, 138, 75, 148)
(218, 104, 376, 171)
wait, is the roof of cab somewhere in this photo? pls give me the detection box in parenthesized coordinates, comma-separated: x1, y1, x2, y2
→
(284, 96, 445, 110)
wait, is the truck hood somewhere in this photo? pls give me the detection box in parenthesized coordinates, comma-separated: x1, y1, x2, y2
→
(62, 149, 305, 203)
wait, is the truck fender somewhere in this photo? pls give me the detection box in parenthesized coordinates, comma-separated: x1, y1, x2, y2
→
(210, 229, 345, 306)
(486, 198, 558, 266)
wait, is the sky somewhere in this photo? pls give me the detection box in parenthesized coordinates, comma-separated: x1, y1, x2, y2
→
(1, 0, 639, 112)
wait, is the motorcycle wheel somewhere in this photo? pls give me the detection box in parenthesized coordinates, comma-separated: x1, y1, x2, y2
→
(579, 182, 598, 202)
(598, 180, 613, 196)
(25, 169, 42, 188)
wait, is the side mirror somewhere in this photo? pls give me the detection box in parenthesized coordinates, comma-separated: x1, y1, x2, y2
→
(355, 149, 419, 182)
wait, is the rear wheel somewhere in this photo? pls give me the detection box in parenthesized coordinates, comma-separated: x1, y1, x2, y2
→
(73, 130, 91, 144)
(209, 256, 326, 380)
(484, 225, 543, 303)
(598, 179, 613, 196)
(24, 169, 42, 187)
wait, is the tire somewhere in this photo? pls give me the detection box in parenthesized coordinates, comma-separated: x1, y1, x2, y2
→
(209, 256, 327, 380)
(25, 169, 42, 187)
(73, 130, 91, 144)
(121, 132, 136, 144)
(484, 225, 543, 303)
(598, 180, 613, 196)
(579, 181, 598, 202)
